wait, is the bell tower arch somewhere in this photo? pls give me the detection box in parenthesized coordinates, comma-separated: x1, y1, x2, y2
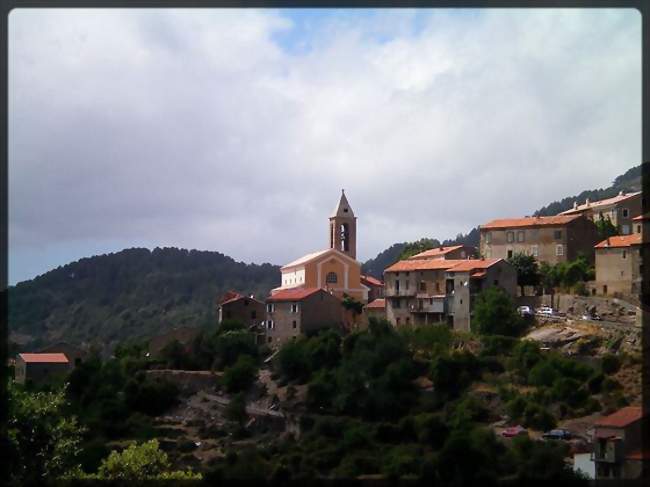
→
(329, 189, 357, 259)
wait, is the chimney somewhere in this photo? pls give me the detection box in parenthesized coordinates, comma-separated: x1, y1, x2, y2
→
(585, 198, 590, 206)
(573, 201, 578, 209)
(619, 190, 624, 196)
(439, 246, 444, 251)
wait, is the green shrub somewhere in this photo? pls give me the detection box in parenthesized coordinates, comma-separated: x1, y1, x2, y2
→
(601, 354, 621, 375)
(222, 355, 257, 393)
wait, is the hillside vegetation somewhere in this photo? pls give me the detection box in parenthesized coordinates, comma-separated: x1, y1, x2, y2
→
(8, 247, 280, 350)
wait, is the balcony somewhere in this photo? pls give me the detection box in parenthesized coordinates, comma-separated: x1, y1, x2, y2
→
(385, 288, 416, 298)
(410, 297, 445, 314)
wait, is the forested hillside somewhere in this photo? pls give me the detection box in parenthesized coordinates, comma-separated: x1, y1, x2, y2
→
(8, 247, 280, 350)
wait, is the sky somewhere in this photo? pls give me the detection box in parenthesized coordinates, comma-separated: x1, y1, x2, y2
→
(8, 8, 642, 285)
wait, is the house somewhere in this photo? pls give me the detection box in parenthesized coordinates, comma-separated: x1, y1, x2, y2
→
(216, 290, 265, 328)
(272, 191, 369, 302)
(632, 212, 650, 235)
(365, 298, 386, 319)
(15, 353, 70, 385)
(594, 234, 643, 297)
(383, 258, 517, 333)
(361, 274, 384, 302)
(592, 406, 646, 480)
(559, 191, 642, 235)
(479, 214, 598, 265)
(264, 288, 343, 347)
(37, 342, 86, 368)
(407, 244, 477, 260)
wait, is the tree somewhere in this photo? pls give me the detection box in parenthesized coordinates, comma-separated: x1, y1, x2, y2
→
(160, 339, 186, 369)
(472, 287, 523, 336)
(507, 253, 540, 296)
(7, 383, 85, 484)
(595, 214, 618, 240)
(73, 440, 201, 480)
(225, 393, 248, 426)
(222, 355, 258, 393)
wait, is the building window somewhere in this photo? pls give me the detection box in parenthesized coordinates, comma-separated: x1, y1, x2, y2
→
(251, 311, 256, 319)
(396, 318, 401, 325)
(393, 298, 401, 309)
(506, 231, 514, 243)
(244, 300, 249, 306)
(405, 280, 410, 290)
(291, 303, 298, 313)
(326, 272, 338, 284)
(622, 208, 629, 218)
(531, 245, 539, 257)
(292, 321, 297, 329)
(554, 230, 562, 240)
(267, 303, 274, 313)
(507, 249, 513, 259)
(517, 231, 525, 243)
(485, 232, 492, 244)
(406, 317, 410, 325)
(395, 280, 400, 292)
(621, 224, 630, 235)
(623, 250, 627, 259)
(460, 251, 466, 258)
(556, 244, 564, 256)
(637, 225, 642, 234)
(419, 281, 426, 292)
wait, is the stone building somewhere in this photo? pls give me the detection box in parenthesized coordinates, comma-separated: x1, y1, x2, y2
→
(272, 191, 368, 302)
(559, 191, 642, 235)
(632, 212, 649, 235)
(216, 290, 265, 328)
(365, 298, 386, 320)
(264, 288, 343, 347)
(15, 353, 70, 385)
(361, 274, 384, 302)
(407, 244, 477, 261)
(594, 234, 643, 297)
(479, 214, 598, 265)
(383, 258, 517, 333)
(592, 406, 646, 480)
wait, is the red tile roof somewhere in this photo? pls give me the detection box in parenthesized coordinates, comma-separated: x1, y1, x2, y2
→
(594, 234, 642, 249)
(594, 406, 643, 428)
(19, 353, 69, 364)
(218, 290, 243, 305)
(560, 191, 641, 214)
(385, 258, 504, 273)
(267, 287, 324, 302)
(632, 212, 650, 221)
(626, 450, 650, 460)
(361, 275, 384, 287)
(481, 215, 582, 229)
(366, 298, 385, 309)
(408, 245, 465, 260)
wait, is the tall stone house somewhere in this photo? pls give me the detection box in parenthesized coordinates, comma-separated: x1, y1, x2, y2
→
(559, 191, 642, 235)
(383, 257, 517, 333)
(479, 214, 598, 265)
(271, 190, 369, 302)
(594, 234, 643, 297)
(264, 288, 343, 347)
(591, 406, 646, 480)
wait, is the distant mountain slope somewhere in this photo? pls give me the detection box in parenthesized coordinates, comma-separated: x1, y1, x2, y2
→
(8, 247, 280, 350)
(363, 165, 641, 278)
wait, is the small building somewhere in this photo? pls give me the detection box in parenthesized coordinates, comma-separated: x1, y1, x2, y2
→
(216, 290, 265, 328)
(632, 212, 650, 235)
(559, 191, 642, 235)
(15, 353, 70, 385)
(407, 244, 477, 261)
(479, 214, 598, 265)
(592, 406, 645, 480)
(361, 274, 384, 302)
(594, 234, 642, 297)
(383, 258, 517, 333)
(365, 298, 386, 319)
(264, 288, 343, 347)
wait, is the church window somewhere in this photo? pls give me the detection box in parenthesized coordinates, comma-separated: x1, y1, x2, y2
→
(326, 272, 338, 284)
(340, 223, 349, 252)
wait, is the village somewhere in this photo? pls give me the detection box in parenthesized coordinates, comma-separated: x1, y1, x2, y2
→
(10, 189, 648, 481)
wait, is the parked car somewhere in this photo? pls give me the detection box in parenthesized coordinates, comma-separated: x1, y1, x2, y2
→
(542, 429, 572, 440)
(536, 306, 554, 316)
(501, 425, 527, 438)
(517, 306, 534, 317)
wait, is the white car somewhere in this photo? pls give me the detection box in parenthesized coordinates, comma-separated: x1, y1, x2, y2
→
(537, 306, 554, 316)
(517, 306, 534, 317)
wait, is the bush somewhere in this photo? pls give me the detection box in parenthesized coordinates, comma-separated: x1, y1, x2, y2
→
(480, 335, 519, 356)
(124, 375, 179, 416)
(601, 354, 621, 375)
(222, 355, 258, 393)
(472, 287, 523, 336)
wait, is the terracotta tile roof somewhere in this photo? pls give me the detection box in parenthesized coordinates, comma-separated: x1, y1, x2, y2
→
(595, 234, 642, 248)
(594, 406, 643, 428)
(633, 212, 650, 221)
(385, 259, 458, 273)
(447, 258, 504, 272)
(408, 245, 465, 260)
(626, 450, 650, 460)
(267, 287, 324, 302)
(361, 275, 384, 287)
(481, 215, 582, 229)
(560, 191, 641, 214)
(19, 353, 69, 364)
(218, 290, 244, 306)
(366, 298, 385, 309)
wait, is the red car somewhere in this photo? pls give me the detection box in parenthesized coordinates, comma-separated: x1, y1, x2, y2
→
(501, 425, 527, 437)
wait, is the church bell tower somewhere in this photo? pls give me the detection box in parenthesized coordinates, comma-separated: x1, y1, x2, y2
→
(329, 189, 357, 259)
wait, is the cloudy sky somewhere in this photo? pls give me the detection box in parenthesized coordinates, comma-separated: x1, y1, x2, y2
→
(9, 8, 641, 284)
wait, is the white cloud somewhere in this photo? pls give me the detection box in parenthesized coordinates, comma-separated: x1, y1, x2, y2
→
(8, 8, 641, 283)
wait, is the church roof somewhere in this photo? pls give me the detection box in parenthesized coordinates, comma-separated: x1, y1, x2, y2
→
(330, 189, 355, 218)
(281, 248, 359, 270)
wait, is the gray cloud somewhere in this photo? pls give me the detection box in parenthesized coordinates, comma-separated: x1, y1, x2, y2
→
(9, 8, 641, 284)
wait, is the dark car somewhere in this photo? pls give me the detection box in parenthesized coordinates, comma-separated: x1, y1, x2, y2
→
(542, 429, 572, 440)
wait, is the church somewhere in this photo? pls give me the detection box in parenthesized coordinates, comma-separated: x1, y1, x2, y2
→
(271, 190, 369, 303)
